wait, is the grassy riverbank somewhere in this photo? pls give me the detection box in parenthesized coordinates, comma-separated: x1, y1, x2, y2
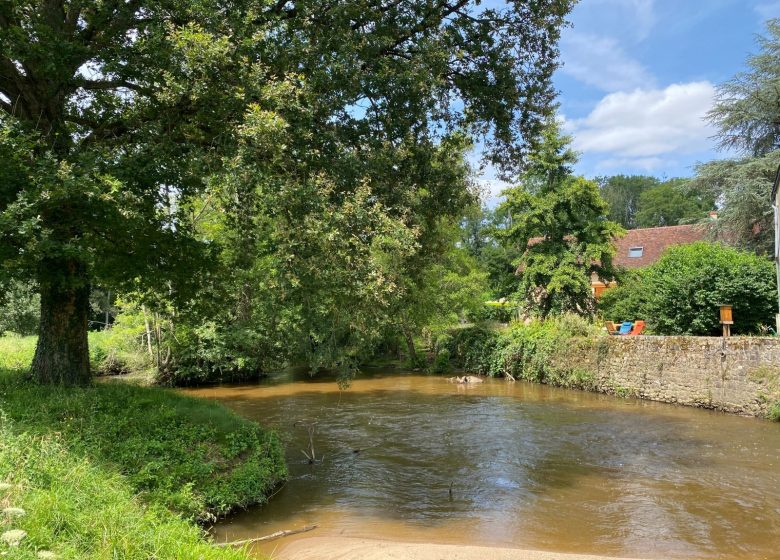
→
(0, 336, 287, 558)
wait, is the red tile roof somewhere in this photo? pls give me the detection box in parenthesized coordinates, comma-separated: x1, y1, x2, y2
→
(612, 224, 708, 268)
(522, 224, 710, 273)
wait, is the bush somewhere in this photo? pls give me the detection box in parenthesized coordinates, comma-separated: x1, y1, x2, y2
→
(598, 242, 776, 335)
(467, 301, 515, 323)
(162, 322, 270, 386)
(0, 281, 39, 336)
(447, 315, 601, 387)
(597, 270, 650, 323)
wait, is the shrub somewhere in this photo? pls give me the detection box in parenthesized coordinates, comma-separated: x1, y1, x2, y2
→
(161, 322, 270, 386)
(430, 348, 451, 373)
(468, 301, 515, 323)
(597, 270, 651, 323)
(0, 281, 39, 336)
(447, 315, 601, 387)
(598, 242, 776, 335)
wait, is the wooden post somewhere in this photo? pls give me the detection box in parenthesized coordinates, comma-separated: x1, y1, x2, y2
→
(719, 305, 733, 338)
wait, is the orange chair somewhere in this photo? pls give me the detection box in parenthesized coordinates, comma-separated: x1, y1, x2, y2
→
(628, 320, 645, 336)
(604, 321, 618, 335)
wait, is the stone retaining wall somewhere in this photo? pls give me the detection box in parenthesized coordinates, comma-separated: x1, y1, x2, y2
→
(588, 336, 780, 417)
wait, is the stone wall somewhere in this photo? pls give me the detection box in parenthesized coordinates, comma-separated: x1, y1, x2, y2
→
(587, 336, 780, 417)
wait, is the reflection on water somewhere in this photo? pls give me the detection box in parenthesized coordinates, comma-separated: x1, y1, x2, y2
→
(185, 371, 780, 559)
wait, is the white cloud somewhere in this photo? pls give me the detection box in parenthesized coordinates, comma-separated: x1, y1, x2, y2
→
(592, 0, 656, 40)
(560, 33, 656, 92)
(592, 157, 670, 172)
(567, 82, 717, 165)
(755, 1, 780, 20)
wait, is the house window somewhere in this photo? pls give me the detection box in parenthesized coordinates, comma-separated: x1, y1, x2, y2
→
(628, 246, 644, 258)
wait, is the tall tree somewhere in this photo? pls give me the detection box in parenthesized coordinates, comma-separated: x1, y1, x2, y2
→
(693, 18, 780, 254)
(460, 206, 523, 299)
(597, 175, 659, 229)
(1, 1, 573, 383)
(708, 18, 780, 156)
(499, 121, 624, 317)
(690, 151, 780, 254)
(634, 178, 715, 228)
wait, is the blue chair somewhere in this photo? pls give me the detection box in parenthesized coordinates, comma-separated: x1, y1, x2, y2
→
(618, 321, 633, 335)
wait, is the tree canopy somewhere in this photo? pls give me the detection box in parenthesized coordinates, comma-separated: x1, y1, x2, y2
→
(0, 0, 574, 383)
(598, 175, 658, 229)
(709, 18, 780, 157)
(598, 175, 713, 230)
(634, 178, 714, 228)
(499, 121, 624, 317)
(692, 18, 780, 254)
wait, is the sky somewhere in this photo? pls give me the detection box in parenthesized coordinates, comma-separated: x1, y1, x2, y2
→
(479, 0, 779, 206)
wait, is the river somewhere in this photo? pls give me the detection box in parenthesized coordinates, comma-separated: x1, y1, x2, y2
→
(185, 371, 780, 559)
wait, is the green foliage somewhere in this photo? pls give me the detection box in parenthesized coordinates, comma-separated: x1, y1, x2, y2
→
(598, 242, 776, 335)
(446, 315, 601, 386)
(708, 19, 780, 156)
(634, 179, 715, 228)
(598, 175, 659, 229)
(460, 206, 523, 299)
(0, 0, 574, 383)
(597, 270, 652, 323)
(690, 150, 780, 254)
(164, 322, 269, 386)
(430, 348, 452, 374)
(500, 120, 624, 317)
(598, 175, 714, 230)
(769, 401, 780, 422)
(0, 373, 286, 522)
(0, 281, 39, 336)
(693, 20, 780, 254)
(0, 423, 254, 560)
(469, 301, 515, 323)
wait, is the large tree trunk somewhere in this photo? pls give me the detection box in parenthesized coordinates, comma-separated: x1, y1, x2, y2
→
(31, 259, 91, 385)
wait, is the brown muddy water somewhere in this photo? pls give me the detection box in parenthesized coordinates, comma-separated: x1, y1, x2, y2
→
(185, 371, 780, 559)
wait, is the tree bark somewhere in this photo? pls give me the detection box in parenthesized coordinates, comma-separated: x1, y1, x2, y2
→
(31, 259, 91, 385)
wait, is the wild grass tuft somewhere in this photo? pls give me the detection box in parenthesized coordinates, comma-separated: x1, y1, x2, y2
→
(0, 421, 255, 560)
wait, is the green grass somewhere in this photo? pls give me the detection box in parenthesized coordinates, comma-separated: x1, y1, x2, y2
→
(0, 422, 254, 560)
(0, 379, 287, 521)
(0, 335, 287, 558)
(0, 335, 37, 375)
(0, 333, 155, 381)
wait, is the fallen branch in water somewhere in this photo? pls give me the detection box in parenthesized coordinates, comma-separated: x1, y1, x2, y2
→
(215, 524, 318, 547)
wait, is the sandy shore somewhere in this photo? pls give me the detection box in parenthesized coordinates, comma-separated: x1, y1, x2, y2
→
(276, 537, 641, 560)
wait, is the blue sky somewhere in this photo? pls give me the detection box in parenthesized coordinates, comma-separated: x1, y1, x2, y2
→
(480, 0, 779, 206)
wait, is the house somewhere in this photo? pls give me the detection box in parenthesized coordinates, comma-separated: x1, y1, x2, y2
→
(591, 223, 709, 298)
(521, 223, 711, 298)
